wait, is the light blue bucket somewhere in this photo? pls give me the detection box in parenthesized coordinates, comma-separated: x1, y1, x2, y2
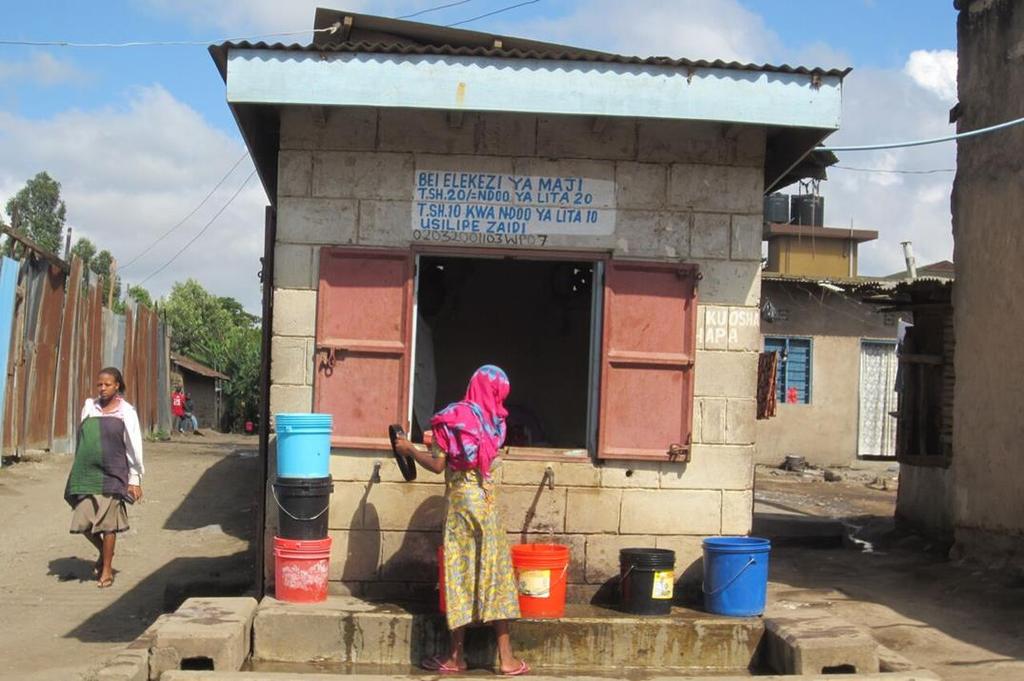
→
(276, 413, 332, 478)
(702, 537, 771, 617)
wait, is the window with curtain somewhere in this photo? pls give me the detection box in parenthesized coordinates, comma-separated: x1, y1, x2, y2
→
(764, 336, 812, 404)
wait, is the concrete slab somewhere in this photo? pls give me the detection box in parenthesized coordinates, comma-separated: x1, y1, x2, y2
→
(752, 512, 845, 548)
(95, 614, 172, 681)
(161, 671, 941, 680)
(764, 609, 880, 675)
(150, 597, 259, 680)
(253, 597, 762, 673)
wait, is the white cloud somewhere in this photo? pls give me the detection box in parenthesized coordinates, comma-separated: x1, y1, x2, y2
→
(0, 86, 267, 311)
(904, 49, 958, 102)
(138, 0, 430, 36)
(820, 66, 955, 276)
(0, 52, 87, 86)
(511, 0, 779, 62)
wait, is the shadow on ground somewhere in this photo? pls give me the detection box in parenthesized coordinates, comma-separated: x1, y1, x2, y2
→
(768, 513, 1024, 668)
(163, 445, 260, 541)
(48, 556, 103, 583)
(64, 552, 256, 642)
(63, 442, 261, 643)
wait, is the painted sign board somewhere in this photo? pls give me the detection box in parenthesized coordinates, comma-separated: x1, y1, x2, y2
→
(412, 168, 615, 246)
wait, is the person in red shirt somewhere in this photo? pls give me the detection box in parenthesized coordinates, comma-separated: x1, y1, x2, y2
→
(171, 387, 186, 433)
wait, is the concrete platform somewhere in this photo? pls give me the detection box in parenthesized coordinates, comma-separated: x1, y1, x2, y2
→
(764, 609, 879, 675)
(751, 512, 845, 548)
(162, 672, 941, 680)
(150, 597, 259, 679)
(253, 597, 764, 673)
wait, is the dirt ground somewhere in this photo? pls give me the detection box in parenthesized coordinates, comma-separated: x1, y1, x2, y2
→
(1, 442, 1021, 681)
(0, 433, 260, 681)
(758, 464, 1024, 681)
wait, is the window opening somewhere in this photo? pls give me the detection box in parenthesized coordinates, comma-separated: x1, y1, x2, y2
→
(764, 336, 811, 404)
(412, 255, 595, 450)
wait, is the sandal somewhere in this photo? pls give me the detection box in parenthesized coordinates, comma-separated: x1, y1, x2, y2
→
(97, 576, 115, 589)
(388, 424, 417, 482)
(500, 661, 530, 676)
(421, 655, 463, 673)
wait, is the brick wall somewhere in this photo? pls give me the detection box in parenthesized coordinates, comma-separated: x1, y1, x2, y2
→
(267, 106, 762, 599)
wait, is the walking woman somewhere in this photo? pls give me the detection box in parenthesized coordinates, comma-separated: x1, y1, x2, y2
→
(392, 365, 528, 676)
(65, 367, 144, 588)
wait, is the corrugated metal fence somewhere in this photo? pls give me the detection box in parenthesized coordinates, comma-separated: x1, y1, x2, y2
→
(0, 256, 171, 457)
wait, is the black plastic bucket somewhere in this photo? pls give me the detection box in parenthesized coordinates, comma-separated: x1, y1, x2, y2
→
(273, 476, 333, 540)
(619, 548, 676, 615)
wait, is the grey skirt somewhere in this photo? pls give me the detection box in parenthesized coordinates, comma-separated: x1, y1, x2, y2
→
(69, 494, 130, 534)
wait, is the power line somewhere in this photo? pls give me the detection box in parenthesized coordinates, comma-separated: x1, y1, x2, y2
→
(136, 170, 256, 287)
(0, 22, 341, 48)
(120, 152, 249, 272)
(820, 114, 1024, 152)
(833, 165, 956, 175)
(447, 0, 541, 27)
(398, 0, 478, 20)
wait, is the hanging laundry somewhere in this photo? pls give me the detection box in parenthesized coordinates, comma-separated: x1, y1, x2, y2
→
(757, 352, 779, 419)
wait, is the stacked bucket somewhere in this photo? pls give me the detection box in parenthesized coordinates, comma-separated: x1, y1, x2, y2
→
(272, 413, 334, 603)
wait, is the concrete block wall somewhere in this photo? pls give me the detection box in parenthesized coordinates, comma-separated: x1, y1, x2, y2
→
(315, 451, 752, 602)
(268, 106, 762, 599)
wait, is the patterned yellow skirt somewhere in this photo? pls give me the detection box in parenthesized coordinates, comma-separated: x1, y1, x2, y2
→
(443, 466, 520, 630)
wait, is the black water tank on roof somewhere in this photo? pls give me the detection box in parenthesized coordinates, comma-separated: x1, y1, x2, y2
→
(791, 194, 824, 226)
(763, 193, 789, 223)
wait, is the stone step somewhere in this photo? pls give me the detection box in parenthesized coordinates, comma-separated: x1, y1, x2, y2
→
(162, 671, 941, 681)
(252, 597, 763, 674)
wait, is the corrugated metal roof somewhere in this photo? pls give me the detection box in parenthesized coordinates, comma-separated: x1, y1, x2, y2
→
(212, 39, 851, 78)
(170, 352, 230, 381)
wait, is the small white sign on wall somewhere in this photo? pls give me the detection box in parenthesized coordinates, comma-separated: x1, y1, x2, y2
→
(411, 168, 616, 247)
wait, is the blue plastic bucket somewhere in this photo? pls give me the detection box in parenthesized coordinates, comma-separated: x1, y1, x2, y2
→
(275, 413, 332, 478)
(702, 537, 771, 617)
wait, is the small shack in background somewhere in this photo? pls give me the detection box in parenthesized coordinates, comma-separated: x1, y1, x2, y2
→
(170, 352, 228, 430)
(864, 280, 955, 542)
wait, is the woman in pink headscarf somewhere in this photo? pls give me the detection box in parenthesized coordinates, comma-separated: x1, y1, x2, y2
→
(393, 365, 528, 676)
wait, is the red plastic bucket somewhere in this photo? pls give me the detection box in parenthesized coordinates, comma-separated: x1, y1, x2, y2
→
(511, 543, 570, 618)
(274, 536, 331, 603)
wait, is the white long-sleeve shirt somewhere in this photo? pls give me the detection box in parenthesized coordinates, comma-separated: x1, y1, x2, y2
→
(80, 397, 145, 485)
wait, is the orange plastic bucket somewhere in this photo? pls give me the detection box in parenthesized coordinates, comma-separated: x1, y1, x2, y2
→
(274, 536, 331, 603)
(438, 545, 446, 613)
(511, 543, 570, 618)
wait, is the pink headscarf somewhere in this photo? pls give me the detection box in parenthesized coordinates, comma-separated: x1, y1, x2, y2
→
(430, 365, 510, 479)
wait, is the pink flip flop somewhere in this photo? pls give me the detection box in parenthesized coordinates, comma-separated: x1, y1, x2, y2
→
(501, 661, 530, 676)
(422, 655, 463, 674)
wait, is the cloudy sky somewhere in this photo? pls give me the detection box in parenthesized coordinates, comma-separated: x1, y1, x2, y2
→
(2, 1, 958, 311)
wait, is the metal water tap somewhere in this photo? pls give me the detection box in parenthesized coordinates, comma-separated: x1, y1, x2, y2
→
(543, 465, 554, 490)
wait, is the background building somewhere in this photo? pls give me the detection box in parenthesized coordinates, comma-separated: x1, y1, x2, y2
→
(170, 352, 227, 430)
(756, 195, 901, 467)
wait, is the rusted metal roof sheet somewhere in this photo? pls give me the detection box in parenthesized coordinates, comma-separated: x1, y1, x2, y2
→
(170, 352, 229, 381)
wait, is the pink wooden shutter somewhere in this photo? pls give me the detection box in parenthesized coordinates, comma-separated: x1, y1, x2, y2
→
(598, 261, 699, 461)
(315, 248, 414, 449)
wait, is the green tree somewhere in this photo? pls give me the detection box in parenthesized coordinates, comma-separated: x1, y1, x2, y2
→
(4, 172, 66, 255)
(162, 279, 261, 431)
(126, 284, 152, 308)
(70, 237, 97, 269)
(89, 249, 121, 305)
